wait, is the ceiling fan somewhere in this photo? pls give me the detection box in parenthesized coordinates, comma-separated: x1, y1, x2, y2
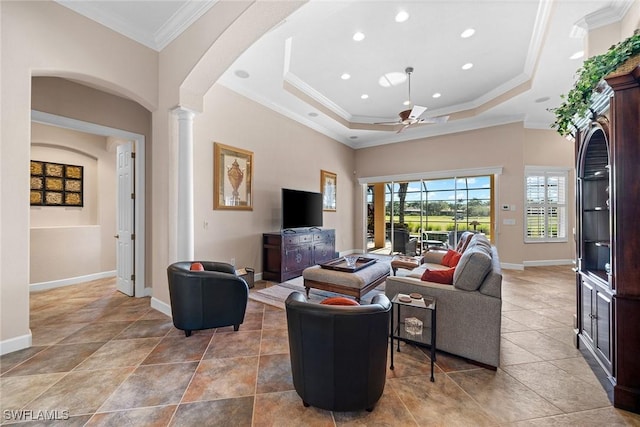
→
(375, 67, 449, 133)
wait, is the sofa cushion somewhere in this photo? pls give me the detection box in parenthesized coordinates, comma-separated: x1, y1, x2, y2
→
(421, 267, 455, 284)
(442, 249, 462, 267)
(422, 249, 446, 265)
(453, 247, 492, 291)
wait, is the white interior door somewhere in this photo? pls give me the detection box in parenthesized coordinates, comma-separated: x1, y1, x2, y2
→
(116, 141, 134, 296)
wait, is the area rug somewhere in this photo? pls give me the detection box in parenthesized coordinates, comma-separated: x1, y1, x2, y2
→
(249, 255, 392, 309)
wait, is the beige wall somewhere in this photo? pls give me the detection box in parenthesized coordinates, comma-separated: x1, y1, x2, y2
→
(191, 84, 355, 272)
(355, 123, 575, 267)
(622, 3, 640, 38)
(30, 123, 116, 284)
(1, 1, 157, 352)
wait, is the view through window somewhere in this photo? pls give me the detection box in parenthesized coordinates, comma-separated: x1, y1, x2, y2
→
(367, 175, 494, 254)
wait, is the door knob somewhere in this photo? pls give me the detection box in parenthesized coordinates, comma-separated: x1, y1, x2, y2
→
(114, 234, 119, 239)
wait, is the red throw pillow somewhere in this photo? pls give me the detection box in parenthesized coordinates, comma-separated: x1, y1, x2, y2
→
(448, 251, 462, 267)
(320, 297, 360, 306)
(442, 249, 461, 267)
(421, 268, 455, 285)
(190, 262, 205, 271)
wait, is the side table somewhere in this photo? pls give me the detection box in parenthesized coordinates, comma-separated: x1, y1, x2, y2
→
(390, 293, 437, 382)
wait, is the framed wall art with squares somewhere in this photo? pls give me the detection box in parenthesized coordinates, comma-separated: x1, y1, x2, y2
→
(30, 160, 83, 207)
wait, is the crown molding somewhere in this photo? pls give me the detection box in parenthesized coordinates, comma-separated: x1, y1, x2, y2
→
(55, 0, 217, 51)
(573, 1, 634, 33)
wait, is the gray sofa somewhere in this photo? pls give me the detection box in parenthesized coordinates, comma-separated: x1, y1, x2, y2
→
(385, 233, 502, 368)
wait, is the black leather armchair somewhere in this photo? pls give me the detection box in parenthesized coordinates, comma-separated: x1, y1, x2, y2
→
(285, 291, 391, 412)
(167, 261, 249, 337)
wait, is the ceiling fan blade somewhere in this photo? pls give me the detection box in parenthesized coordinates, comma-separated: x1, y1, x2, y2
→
(373, 120, 401, 125)
(419, 115, 450, 124)
(409, 105, 427, 119)
(396, 124, 411, 134)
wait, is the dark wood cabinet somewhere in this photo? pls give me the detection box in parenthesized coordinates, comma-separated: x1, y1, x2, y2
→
(262, 229, 336, 282)
(575, 59, 640, 414)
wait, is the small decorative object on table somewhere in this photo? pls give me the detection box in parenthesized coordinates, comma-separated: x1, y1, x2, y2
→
(405, 317, 423, 335)
(344, 255, 358, 268)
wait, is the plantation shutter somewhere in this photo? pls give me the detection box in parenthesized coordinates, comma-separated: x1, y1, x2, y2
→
(525, 168, 568, 242)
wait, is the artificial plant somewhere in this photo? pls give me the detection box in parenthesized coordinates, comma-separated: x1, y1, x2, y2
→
(551, 29, 640, 137)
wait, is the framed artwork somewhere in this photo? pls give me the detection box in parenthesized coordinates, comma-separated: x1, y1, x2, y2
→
(214, 142, 253, 210)
(321, 169, 337, 211)
(30, 160, 83, 207)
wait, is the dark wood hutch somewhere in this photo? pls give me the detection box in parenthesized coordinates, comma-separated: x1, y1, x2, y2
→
(575, 57, 640, 413)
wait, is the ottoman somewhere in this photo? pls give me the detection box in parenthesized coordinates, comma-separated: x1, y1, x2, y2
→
(391, 255, 424, 276)
(302, 261, 390, 302)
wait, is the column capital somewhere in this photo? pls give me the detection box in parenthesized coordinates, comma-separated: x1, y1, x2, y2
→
(171, 106, 198, 121)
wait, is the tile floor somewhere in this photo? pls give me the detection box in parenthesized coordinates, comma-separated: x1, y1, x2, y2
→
(2, 266, 640, 425)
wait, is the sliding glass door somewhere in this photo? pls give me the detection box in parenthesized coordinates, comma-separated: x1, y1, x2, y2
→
(367, 175, 494, 255)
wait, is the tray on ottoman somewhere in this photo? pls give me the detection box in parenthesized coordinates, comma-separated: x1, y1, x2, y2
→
(320, 256, 377, 272)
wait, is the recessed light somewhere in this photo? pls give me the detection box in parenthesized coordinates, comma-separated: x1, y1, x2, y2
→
(461, 28, 475, 38)
(353, 32, 365, 41)
(341, 73, 351, 80)
(462, 63, 473, 70)
(234, 69, 250, 79)
(432, 93, 441, 98)
(395, 11, 409, 23)
(308, 112, 319, 117)
(361, 94, 369, 99)
(570, 50, 584, 60)
(378, 71, 407, 87)
(535, 96, 550, 103)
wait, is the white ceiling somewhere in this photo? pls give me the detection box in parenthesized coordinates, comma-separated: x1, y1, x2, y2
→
(56, 0, 634, 148)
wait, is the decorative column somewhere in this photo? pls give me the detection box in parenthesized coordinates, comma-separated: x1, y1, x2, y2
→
(174, 107, 196, 261)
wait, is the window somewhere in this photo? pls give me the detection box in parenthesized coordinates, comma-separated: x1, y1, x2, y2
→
(525, 167, 568, 242)
(369, 175, 493, 253)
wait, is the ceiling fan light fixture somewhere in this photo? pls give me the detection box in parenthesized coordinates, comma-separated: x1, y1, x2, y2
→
(403, 100, 411, 106)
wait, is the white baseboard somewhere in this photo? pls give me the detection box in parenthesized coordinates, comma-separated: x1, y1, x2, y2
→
(150, 297, 172, 318)
(501, 262, 525, 270)
(0, 331, 32, 356)
(30, 271, 117, 292)
(523, 259, 575, 267)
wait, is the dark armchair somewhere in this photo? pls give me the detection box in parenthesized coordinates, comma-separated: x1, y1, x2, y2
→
(285, 291, 391, 412)
(167, 261, 249, 337)
(393, 227, 418, 256)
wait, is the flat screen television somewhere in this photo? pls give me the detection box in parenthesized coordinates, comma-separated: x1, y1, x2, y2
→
(282, 188, 323, 230)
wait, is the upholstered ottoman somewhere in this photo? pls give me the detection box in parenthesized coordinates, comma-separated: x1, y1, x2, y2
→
(391, 255, 424, 276)
(302, 261, 390, 302)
